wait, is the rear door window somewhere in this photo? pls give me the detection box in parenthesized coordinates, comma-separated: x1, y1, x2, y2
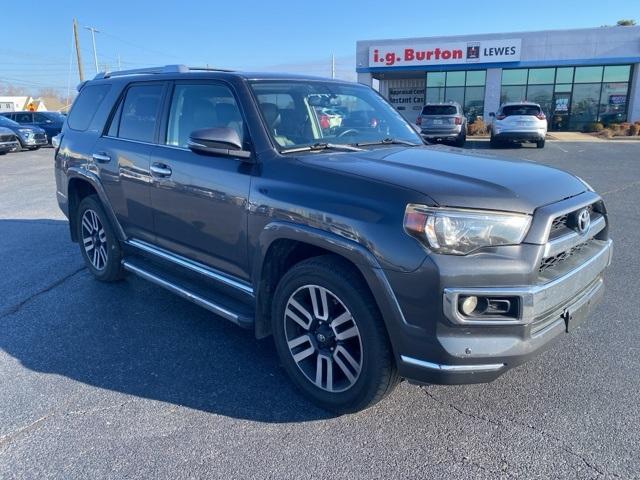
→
(422, 105, 457, 115)
(68, 84, 111, 131)
(15, 112, 33, 123)
(117, 84, 164, 143)
(502, 105, 541, 117)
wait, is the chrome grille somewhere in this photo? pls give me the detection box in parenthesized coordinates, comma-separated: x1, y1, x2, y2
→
(539, 241, 590, 272)
(34, 133, 47, 141)
(0, 134, 16, 142)
(548, 204, 594, 240)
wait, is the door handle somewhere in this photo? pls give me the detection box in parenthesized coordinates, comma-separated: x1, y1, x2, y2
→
(92, 152, 111, 163)
(150, 163, 172, 178)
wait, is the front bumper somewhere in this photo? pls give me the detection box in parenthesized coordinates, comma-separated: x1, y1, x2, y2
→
(0, 140, 20, 152)
(385, 235, 611, 385)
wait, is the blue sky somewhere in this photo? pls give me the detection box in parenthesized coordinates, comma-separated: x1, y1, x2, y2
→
(1, 0, 637, 97)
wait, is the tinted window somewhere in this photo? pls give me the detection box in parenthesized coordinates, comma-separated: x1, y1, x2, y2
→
(68, 84, 110, 131)
(502, 105, 541, 116)
(0, 116, 20, 127)
(118, 84, 163, 142)
(421, 105, 457, 115)
(15, 113, 33, 123)
(166, 83, 244, 148)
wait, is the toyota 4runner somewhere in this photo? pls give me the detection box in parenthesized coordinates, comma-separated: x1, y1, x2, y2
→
(54, 65, 612, 413)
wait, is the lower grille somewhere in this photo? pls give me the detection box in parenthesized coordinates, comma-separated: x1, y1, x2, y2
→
(34, 133, 47, 141)
(0, 134, 16, 142)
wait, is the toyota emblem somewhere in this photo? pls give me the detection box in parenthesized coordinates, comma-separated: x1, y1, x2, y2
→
(577, 209, 591, 234)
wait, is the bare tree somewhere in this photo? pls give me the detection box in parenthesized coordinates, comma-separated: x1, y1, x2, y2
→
(616, 19, 636, 26)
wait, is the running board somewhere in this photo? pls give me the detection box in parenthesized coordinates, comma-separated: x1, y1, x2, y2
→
(122, 259, 254, 329)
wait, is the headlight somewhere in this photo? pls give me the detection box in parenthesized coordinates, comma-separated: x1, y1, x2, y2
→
(18, 129, 33, 136)
(404, 204, 531, 255)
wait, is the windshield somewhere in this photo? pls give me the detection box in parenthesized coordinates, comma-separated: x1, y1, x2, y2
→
(250, 80, 422, 150)
(0, 116, 19, 127)
(422, 105, 457, 115)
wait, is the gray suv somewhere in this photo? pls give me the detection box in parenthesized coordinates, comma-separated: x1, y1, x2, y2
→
(416, 102, 466, 146)
(54, 65, 612, 413)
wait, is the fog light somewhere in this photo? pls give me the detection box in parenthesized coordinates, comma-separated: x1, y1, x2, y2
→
(459, 296, 478, 316)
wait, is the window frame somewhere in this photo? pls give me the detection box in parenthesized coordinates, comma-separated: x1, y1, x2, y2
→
(103, 81, 168, 144)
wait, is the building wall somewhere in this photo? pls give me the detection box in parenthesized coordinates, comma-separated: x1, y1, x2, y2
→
(357, 27, 640, 127)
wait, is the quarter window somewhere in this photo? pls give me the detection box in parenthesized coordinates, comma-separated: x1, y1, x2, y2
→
(118, 84, 163, 143)
(68, 84, 110, 131)
(166, 84, 244, 148)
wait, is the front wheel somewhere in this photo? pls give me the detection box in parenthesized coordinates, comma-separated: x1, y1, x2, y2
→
(272, 256, 399, 413)
(76, 195, 125, 282)
(489, 134, 500, 148)
(536, 139, 545, 148)
(27, 146, 40, 151)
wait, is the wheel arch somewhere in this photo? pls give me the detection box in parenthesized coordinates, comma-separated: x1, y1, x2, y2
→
(252, 222, 409, 355)
(66, 168, 126, 243)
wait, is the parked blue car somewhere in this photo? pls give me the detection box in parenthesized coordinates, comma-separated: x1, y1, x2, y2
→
(0, 115, 48, 150)
(0, 111, 64, 145)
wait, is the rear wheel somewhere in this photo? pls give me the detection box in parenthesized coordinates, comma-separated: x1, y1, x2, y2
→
(454, 131, 466, 147)
(536, 139, 545, 148)
(76, 195, 125, 282)
(272, 256, 398, 413)
(489, 134, 500, 148)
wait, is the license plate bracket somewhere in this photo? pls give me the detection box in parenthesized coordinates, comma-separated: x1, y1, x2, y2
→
(563, 280, 604, 332)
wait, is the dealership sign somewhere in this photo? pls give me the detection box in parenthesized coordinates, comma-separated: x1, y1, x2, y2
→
(369, 39, 521, 67)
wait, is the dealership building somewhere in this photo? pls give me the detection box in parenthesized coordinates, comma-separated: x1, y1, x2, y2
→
(356, 26, 640, 130)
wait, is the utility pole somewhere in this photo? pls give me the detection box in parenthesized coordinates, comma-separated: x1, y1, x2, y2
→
(331, 54, 336, 79)
(73, 18, 84, 82)
(85, 26, 100, 73)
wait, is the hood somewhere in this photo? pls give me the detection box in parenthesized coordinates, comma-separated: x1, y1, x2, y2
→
(17, 126, 45, 134)
(299, 146, 586, 214)
(0, 127, 14, 135)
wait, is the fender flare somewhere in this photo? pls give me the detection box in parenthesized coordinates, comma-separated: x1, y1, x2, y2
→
(67, 167, 127, 242)
(253, 221, 418, 347)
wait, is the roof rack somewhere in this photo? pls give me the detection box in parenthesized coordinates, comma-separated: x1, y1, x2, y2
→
(93, 64, 233, 80)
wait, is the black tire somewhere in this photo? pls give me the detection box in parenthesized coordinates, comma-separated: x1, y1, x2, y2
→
(0, 151, 6, 156)
(76, 195, 125, 282)
(536, 139, 545, 148)
(28, 146, 40, 151)
(454, 132, 466, 148)
(489, 134, 500, 148)
(272, 255, 399, 413)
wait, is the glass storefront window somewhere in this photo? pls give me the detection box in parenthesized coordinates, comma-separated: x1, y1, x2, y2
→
(528, 68, 555, 85)
(526, 85, 554, 116)
(603, 65, 631, 82)
(502, 69, 528, 85)
(466, 70, 486, 86)
(464, 86, 485, 121)
(599, 82, 629, 125)
(446, 71, 465, 87)
(426, 87, 445, 103)
(555, 84, 572, 93)
(501, 85, 527, 104)
(555, 67, 574, 84)
(574, 66, 603, 83)
(426, 72, 445, 87)
(444, 86, 465, 105)
(569, 83, 601, 130)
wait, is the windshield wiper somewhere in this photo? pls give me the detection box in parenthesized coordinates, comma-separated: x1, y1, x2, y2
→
(354, 138, 422, 147)
(280, 142, 364, 154)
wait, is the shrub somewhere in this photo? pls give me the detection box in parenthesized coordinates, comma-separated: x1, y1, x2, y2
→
(615, 123, 631, 136)
(467, 118, 487, 136)
(598, 128, 614, 139)
(630, 123, 640, 136)
(584, 122, 604, 133)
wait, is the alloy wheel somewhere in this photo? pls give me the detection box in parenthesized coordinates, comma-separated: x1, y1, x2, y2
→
(81, 209, 108, 271)
(284, 285, 363, 393)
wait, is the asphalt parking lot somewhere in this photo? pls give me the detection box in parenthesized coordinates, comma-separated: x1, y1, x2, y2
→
(1, 142, 639, 479)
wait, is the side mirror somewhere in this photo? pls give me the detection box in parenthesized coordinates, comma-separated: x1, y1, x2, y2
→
(188, 127, 251, 160)
(489, 112, 495, 117)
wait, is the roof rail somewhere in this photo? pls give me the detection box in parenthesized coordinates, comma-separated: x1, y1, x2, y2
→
(93, 64, 233, 80)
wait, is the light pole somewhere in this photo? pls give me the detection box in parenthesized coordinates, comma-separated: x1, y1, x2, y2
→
(85, 26, 100, 73)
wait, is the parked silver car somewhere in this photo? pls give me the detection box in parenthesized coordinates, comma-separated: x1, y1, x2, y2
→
(0, 126, 20, 155)
(489, 102, 547, 148)
(416, 102, 466, 147)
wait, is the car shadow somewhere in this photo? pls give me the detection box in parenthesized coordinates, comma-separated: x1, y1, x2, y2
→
(0, 219, 333, 423)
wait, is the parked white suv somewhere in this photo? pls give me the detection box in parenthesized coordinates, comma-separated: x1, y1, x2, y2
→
(489, 102, 547, 149)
